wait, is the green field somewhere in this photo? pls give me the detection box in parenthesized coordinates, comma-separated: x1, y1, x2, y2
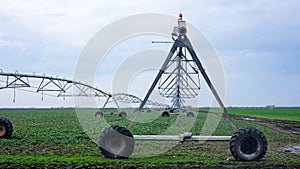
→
(0, 108, 299, 167)
(228, 107, 300, 121)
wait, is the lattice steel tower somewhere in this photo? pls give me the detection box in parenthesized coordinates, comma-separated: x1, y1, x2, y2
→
(158, 43, 200, 110)
(128, 13, 236, 129)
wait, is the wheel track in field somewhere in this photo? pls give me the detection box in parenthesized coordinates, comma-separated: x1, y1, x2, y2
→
(230, 114, 300, 135)
(0, 162, 299, 169)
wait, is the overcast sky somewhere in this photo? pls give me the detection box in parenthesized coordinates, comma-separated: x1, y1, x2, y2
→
(0, 0, 299, 108)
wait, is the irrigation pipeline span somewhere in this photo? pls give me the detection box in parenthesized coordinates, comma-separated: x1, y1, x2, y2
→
(0, 71, 168, 109)
(0, 71, 111, 99)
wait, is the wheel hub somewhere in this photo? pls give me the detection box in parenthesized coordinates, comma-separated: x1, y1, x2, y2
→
(106, 134, 126, 154)
(240, 137, 258, 155)
(0, 123, 6, 137)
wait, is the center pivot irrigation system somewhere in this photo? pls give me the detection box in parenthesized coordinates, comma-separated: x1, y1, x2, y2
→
(0, 70, 109, 137)
(95, 93, 169, 117)
(0, 13, 268, 162)
(97, 14, 268, 161)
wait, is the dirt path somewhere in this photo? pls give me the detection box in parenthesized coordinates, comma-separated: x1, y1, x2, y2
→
(230, 114, 300, 135)
(0, 163, 299, 169)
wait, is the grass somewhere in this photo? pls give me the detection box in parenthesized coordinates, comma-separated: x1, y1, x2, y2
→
(228, 107, 300, 121)
(0, 108, 299, 166)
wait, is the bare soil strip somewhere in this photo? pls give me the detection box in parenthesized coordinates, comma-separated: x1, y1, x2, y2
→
(0, 162, 300, 169)
(230, 114, 300, 135)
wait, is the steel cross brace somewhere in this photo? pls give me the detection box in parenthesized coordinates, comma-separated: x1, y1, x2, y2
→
(128, 36, 237, 131)
(0, 72, 111, 98)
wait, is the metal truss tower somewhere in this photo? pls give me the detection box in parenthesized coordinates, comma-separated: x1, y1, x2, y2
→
(128, 13, 236, 130)
(158, 45, 200, 111)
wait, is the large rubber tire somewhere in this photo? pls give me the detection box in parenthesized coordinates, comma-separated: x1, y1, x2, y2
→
(186, 112, 195, 117)
(230, 127, 267, 161)
(98, 126, 134, 158)
(95, 111, 103, 117)
(0, 117, 13, 139)
(162, 111, 170, 117)
(119, 111, 127, 117)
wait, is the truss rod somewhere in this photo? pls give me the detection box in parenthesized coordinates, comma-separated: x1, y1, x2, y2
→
(0, 71, 111, 98)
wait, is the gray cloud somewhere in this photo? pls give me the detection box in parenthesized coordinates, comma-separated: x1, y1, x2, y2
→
(0, 0, 299, 107)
